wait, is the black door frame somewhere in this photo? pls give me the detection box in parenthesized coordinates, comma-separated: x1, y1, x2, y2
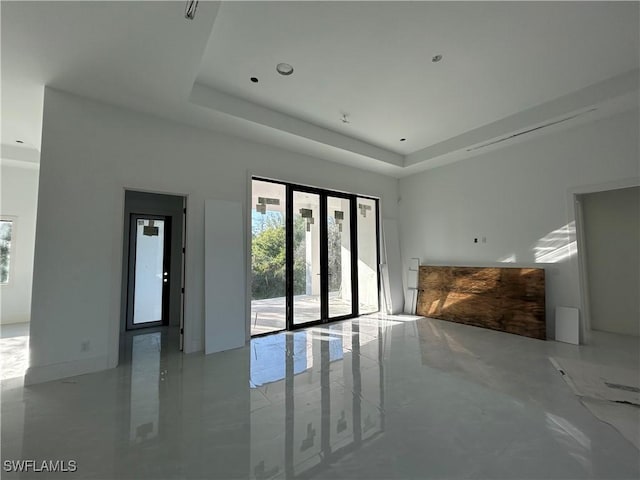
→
(126, 213, 172, 330)
(253, 177, 380, 334)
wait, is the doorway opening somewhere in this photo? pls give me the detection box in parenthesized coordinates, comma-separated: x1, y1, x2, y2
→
(577, 186, 639, 337)
(121, 191, 186, 351)
(251, 178, 380, 336)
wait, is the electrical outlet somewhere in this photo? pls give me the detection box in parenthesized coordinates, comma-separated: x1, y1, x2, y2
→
(81, 340, 90, 352)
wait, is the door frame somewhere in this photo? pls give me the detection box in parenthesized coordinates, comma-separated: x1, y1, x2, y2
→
(126, 213, 172, 330)
(569, 177, 640, 344)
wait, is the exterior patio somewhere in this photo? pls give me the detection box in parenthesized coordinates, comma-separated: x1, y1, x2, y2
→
(251, 294, 367, 336)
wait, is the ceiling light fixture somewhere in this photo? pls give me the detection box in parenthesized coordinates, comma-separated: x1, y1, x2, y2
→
(250, 77, 259, 83)
(276, 63, 294, 76)
(15, 140, 24, 144)
(185, 0, 199, 20)
(400, 138, 406, 142)
(431, 54, 443, 63)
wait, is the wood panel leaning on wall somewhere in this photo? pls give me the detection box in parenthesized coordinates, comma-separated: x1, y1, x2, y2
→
(416, 266, 545, 340)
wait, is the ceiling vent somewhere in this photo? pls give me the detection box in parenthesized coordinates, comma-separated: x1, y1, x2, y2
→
(466, 108, 598, 153)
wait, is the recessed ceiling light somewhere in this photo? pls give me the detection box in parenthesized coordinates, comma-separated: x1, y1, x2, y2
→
(16, 140, 24, 144)
(400, 138, 406, 142)
(276, 63, 294, 76)
(431, 54, 443, 63)
(250, 77, 259, 83)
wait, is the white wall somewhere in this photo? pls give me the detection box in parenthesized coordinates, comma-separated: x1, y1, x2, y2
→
(398, 109, 639, 340)
(27, 88, 398, 384)
(581, 186, 639, 336)
(0, 162, 39, 324)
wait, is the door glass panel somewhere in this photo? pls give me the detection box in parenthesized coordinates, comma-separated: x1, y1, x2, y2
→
(327, 196, 353, 318)
(293, 191, 321, 325)
(357, 198, 379, 314)
(133, 219, 165, 324)
(251, 180, 287, 335)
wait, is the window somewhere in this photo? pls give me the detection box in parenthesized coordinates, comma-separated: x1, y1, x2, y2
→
(0, 218, 15, 285)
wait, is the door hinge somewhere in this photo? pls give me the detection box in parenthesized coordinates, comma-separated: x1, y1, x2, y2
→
(180, 328, 184, 334)
(183, 208, 186, 214)
(182, 247, 185, 254)
(181, 287, 185, 294)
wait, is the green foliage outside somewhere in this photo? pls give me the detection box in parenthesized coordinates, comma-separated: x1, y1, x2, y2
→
(326, 219, 343, 292)
(0, 221, 12, 284)
(251, 213, 344, 300)
(251, 214, 302, 300)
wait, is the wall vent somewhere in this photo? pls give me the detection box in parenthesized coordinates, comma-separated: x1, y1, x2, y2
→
(466, 108, 598, 153)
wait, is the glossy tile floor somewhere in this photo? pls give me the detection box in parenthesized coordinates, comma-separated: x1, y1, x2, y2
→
(0, 323, 29, 380)
(2, 316, 639, 479)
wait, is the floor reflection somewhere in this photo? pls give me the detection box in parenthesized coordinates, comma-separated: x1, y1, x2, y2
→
(2, 317, 639, 479)
(0, 323, 29, 380)
(129, 332, 161, 444)
(250, 319, 387, 479)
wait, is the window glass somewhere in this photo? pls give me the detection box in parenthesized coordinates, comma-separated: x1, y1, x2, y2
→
(0, 220, 14, 284)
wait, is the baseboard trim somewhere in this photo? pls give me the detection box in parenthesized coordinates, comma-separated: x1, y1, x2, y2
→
(24, 355, 110, 385)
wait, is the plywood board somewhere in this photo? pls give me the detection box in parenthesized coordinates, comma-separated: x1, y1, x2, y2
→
(416, 266, 545, 340)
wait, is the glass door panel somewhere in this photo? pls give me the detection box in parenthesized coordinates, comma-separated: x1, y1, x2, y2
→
(133, 218, 166, 325)
(327, 196, 353, 318)
(293, 191, 321, 325)
(251, 179, 287, 335)
(356, 198, 379, 314)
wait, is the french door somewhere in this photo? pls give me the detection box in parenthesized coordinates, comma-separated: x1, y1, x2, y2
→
(289, 188, 359, 328)
(251, 178, 380, 335)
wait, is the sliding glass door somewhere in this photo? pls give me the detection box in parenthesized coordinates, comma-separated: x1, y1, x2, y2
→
(251, 178, 380, 335)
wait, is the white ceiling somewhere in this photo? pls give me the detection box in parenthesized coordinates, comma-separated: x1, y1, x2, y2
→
(1, 1, 218, 152)
(2, 1, 639, 177)
(197, 1, 639, 153)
